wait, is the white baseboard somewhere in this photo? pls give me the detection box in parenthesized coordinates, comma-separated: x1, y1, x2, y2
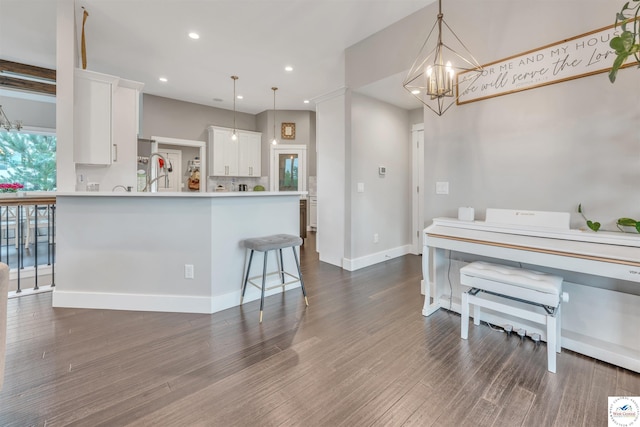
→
(52, 290, 216, 314)
(342, 244, 412, 272)
(51, 281, 303, 314)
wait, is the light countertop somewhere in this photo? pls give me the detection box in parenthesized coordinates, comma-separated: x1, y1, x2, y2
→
(55, 191, 307, 198)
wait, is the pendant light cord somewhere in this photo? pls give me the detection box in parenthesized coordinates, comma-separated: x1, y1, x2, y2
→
(272, 87, 278, 144)
(231, 76, 238, 136)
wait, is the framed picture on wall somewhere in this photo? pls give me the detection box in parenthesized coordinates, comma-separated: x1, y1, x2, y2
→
(281, 122, 295, 140)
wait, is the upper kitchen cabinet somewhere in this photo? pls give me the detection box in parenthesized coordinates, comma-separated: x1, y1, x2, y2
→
(208, 126, 261, 177)
(209, 127, 238, 176)
(74, 69, 143, 165)
(238, 131, 261, 177)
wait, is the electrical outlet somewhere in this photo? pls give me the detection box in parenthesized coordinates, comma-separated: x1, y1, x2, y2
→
(184, 264, 194, 279)
(373, 233, 379, 243)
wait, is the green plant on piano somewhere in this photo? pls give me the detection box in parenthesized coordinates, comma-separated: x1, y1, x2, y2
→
(608, 0, 640, 83)
(578, 204, 640, 233)
(617, 217, 640, 233)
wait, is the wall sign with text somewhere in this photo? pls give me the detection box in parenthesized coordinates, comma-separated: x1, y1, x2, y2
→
(457, 22, 638, 105)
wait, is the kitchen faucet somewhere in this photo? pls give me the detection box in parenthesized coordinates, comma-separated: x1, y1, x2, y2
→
(146, 152, 170, 191)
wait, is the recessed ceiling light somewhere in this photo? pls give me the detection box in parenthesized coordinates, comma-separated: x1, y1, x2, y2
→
(303, 100, 310, 104)
(411, 89, 420, 95)
(237, 95, 243, 100)
(285, 66, 293, 72)
(159, 77, 168, 82)
(188, 32, 200, 40)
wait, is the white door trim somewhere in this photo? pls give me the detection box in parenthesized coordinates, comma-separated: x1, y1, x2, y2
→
(151, 136, 207, 192)
(411, 123, 425, 255)
(269, 144, 308, 192)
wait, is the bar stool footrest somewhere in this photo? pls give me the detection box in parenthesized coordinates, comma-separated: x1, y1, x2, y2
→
(247, 271, 301, 291)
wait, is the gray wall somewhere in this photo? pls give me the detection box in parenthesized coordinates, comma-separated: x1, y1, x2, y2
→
(141, 94, 257, 143)
(256, 109, 317, 176)
(420, 2, 640, 230)
(408, 108, 422, 127)
(350, 92, 411, 258)
(143, 95, 317, 189)
(347, 1, 640, 233)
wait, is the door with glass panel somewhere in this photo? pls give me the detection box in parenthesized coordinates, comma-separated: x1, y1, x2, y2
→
(270, 145, 307, 192)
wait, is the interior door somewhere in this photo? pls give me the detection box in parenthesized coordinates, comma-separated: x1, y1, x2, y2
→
(270, 145, 307, 192)
(278, 154, 299, 191)
(157, 148, 182, 192)
(412, 124, 425, 254)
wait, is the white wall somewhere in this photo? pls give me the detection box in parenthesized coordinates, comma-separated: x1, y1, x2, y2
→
(55, 0, 76, 192)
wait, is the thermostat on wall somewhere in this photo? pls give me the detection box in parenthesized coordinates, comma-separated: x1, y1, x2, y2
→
(378, 166, 386, 175)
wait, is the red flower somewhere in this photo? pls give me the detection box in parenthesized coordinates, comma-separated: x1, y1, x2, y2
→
(0, 182, 24, 192)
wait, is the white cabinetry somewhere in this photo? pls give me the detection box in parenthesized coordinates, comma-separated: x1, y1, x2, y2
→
(210, 127, 238, 176)
(74, 69, 143, 167)
(74, 69, 118, 165)
(208, 126, 261, 177)
(238, 132, 261, 177)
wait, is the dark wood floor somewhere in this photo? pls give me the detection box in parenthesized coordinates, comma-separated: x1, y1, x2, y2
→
(1, 233, 638, 426)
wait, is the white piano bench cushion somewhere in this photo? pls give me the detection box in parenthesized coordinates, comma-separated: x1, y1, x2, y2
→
(460, 261, 563, 308)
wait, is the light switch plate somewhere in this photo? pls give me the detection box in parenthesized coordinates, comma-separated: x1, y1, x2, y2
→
(435, 181, 449, 194)
(357, 183, 364, 193)
(184, 264, 194, 279)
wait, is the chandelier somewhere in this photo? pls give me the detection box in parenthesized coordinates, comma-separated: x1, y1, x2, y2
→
(0, 105, 22, 131)
(403, 0, 483, 116)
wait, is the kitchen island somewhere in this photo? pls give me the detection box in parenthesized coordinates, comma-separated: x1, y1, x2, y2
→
(53, 191, 305, 313)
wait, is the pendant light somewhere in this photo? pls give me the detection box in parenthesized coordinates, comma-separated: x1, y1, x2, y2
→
(271, 87, 278, 145)
(402, 0, 483, 116)
(231, 75, 238, 141)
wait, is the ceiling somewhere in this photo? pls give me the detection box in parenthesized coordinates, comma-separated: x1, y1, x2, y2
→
(0, 0, 430, 114)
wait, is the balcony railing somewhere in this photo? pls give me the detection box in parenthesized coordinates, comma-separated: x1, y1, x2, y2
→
(0, 194, 56, 295)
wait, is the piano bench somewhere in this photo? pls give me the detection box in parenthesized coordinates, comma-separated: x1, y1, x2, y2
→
(459, 261, 564, 373)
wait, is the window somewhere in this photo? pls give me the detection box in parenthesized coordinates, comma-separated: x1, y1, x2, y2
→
(270, 145, 307, 192)
(279, 154, 299, 191)
(0, 131, 56, 191)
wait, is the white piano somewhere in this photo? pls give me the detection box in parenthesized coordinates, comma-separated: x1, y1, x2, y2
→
(423, 208, 640, 372)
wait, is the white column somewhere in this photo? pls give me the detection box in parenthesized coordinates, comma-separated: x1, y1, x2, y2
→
(315, 89, 347, 267)
(56, 0, 77, 192)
